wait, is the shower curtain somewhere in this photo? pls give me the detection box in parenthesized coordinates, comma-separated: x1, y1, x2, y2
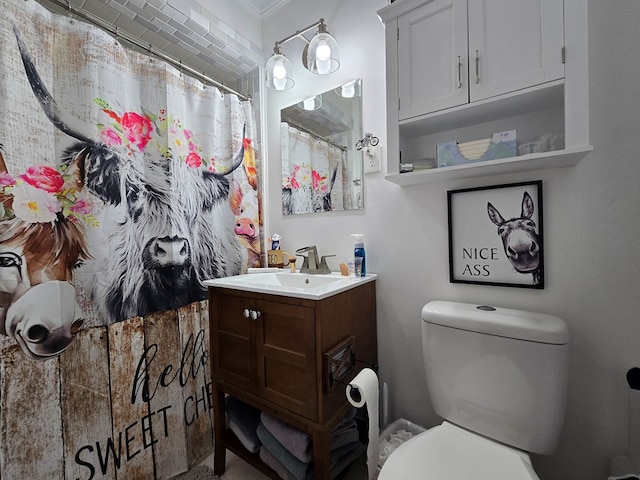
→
(281, 122, 351, 215)
(0, 0, 262, 478)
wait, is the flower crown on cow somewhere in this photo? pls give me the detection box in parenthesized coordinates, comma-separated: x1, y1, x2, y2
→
(0, 165, 98, 226)
(95, 98, 234, 173)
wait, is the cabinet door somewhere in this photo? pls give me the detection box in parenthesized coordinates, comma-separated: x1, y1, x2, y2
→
(255, 300, 318, 420)
(398, 0, 468, 120)
(468, 0, 564, 102)
(211, 294, 254, 392)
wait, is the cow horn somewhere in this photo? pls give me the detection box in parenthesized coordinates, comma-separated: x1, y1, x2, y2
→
(222, 124, 247, 177)
(13, 26, 96, 145)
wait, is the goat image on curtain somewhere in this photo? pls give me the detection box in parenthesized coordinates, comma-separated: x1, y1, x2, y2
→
(0, 1, 263, 357)
(281, 122, 351, 215)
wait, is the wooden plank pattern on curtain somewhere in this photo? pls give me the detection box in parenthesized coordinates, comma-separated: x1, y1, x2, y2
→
(60, 327, 115, 480)
(144, 310, 189, 479)
(0, 303, 213, 479)
(0, 347, 65, 479)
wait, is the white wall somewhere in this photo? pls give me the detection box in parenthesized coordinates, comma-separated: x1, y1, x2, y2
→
(262, 1, 640, 479)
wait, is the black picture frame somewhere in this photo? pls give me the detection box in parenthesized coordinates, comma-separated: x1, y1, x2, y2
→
(447, 180, 544, 289)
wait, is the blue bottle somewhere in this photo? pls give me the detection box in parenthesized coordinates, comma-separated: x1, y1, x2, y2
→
(351, 234, 366, 277)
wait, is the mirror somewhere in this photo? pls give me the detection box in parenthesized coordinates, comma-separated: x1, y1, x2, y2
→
(281, 79, 363, 215)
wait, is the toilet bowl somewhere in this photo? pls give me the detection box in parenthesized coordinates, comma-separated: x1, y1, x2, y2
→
(378, 422, 539, 479)
(378, 301, 568, 479)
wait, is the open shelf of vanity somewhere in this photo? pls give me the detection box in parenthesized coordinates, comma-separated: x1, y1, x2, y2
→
(378, 0, 592, 186)
(207, 281, 377, 480)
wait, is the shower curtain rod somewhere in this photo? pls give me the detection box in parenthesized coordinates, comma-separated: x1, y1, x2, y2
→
(43, 0, 251, 101)
(284, 120, 347, 152)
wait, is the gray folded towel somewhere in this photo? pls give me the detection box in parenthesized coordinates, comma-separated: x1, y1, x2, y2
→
(226, 396, 261, 453)
(260, 408, 359, 463)
(260, 445, 297, 480)
(259, 438, 365, 480)
(260, 411, 313, 463)
(257, 422, 311, 480)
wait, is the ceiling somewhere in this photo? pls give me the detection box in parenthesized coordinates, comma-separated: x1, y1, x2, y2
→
(239, 0, 290, 18)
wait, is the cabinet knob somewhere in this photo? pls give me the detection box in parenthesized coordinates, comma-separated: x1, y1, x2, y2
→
(250, 310, 261, 320)
(243, 308, 250, 318)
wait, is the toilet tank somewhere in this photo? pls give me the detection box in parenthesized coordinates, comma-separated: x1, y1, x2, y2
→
(421, 301, 568, 455)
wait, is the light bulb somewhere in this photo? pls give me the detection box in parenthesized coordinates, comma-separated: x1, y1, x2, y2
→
(316, 39, 331, 62)
(272, 59, 287, 90)
(303, 98, 315, 110)
(341, 81, 356, 98)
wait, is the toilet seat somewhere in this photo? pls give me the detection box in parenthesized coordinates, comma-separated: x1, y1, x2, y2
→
(377, 421, 540, 480)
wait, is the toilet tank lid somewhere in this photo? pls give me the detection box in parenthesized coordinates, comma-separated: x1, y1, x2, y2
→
(422, 301, 568, 345)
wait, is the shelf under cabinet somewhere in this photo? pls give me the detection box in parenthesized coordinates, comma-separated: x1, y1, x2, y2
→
(385, 145, 593, 186)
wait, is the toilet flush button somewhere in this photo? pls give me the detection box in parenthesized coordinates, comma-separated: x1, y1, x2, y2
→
(476, 305, 496, 311)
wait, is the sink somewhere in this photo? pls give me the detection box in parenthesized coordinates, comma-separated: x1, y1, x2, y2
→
(203, 271, 377, 300)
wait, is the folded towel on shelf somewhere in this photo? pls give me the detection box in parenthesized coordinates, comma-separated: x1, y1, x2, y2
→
(260, 446, 298, 480)
(226, 396, 261, 453)
(258, 421, 365, 480)
(259, 438, 365, 480)
(257, 422, 312, 480)
(260, 408, 359, 463)
(330, 422, 360, 452)
(260, 412, 313, 463)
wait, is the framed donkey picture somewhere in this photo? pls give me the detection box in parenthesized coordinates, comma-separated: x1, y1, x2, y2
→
(447, 180, 544, 289)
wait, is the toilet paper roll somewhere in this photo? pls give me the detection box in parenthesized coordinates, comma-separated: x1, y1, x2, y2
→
(346, 368, 379, 480)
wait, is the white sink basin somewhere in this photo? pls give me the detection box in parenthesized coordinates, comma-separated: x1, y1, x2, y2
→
(203, 271, 377, 300)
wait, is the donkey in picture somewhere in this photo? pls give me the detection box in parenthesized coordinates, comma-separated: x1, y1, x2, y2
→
(487, 190, 542, 286)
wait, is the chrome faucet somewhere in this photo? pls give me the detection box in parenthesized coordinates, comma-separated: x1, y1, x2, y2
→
(295, 246, 334, 274)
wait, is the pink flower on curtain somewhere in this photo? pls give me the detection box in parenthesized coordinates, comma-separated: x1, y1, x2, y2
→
(312, 170, 328, 192)
(121, 112, 154, 151)
(0, 171, 16, 188)
(19, 165, 64, 193)
(185, 152, 203, 168)
(1, 165, 97, 225)
(100, 127, 123, 146)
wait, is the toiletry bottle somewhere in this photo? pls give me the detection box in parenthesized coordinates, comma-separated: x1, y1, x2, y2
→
(351, 234, 366, 277)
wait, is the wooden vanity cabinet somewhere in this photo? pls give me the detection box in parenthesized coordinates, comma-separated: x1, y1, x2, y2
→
(208, 280, 377, 479)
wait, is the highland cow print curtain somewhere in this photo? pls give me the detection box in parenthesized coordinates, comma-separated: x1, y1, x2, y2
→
(0, 0, 263, 478)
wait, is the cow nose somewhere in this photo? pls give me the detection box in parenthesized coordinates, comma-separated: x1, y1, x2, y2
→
(26, 324, 49, 344)
(149, 236, 190, 266)
(235, 218, 256, 237)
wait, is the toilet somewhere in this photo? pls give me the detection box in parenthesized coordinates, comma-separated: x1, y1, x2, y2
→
(378, 300, 569, 479)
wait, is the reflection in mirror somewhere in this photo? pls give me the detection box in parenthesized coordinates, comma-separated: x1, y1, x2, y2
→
(281, 79, 363, 215)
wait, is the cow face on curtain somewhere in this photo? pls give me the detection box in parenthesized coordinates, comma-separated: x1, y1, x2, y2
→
(0, 3, 262, 359)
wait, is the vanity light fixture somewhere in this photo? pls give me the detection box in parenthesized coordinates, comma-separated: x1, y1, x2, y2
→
(265, 18, 340, 91)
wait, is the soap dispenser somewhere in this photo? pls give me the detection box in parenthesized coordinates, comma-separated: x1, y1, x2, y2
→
(351, 234, 366, 277)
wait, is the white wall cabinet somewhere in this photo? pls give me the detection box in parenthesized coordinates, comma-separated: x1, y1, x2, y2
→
(379, 0, 592, 186)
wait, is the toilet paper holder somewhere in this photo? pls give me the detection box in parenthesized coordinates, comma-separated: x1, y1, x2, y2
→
(323, 336, 379, 395)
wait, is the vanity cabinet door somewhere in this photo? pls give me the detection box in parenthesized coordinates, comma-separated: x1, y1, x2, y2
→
(211, 293, 255, 392)
(255, 299, 317, 421)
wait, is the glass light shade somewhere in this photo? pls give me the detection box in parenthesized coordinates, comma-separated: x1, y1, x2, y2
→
(298, 94, 322, 111)
(306, 31, 340, 75)
(265, 52, 295, 90)
(335, 79, 361, 98)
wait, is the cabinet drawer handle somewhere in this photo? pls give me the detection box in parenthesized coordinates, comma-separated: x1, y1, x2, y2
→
(457, 55, 462, 89)
(475, 50, 480, 84)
